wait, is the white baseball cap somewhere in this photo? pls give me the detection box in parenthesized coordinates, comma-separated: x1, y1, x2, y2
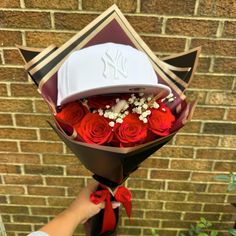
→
(57, 43, 171, 106)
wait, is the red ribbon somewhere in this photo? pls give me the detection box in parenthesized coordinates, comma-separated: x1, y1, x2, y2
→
(90, 185, 132, 233)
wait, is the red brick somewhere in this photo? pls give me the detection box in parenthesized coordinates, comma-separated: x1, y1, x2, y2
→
(191, 172, 219, 182)
(127, 179, 164, 190)
(0, 128, 37, 140)
(147, 210, 181, 220)
(20, 141, 63, 153)
(0, 141, 18, 152)
(0, 164, 21, 173)
(203, 122, 236, 135)
(0, 186, 25, 195)
(25, 0, 78, 9)
(148, 191, 186, 201)
(166, 19, 218, 37)
(179, 121, 201, 133)
(153, 146, 194, 159)
(0, 196, 7, 203)
(141, 0, 195, 15)
(193, 106, 225, 120)
(24, 164, 64, 175)
(131, 200, 163, 210)
(207, 92, 236, 106)
(221, 136, 236, 148)
(4, 175, 43, 185)
(188, 193, 226, 203)
(31, 207, 64, 216)
(82, 0, 137, 12)
(0, 153, 40, 164)
(191, 38, 236, 56)
(39, 129, 61, 141)
(142, 158, 169, 169)
(4, 223, 31, 231)
(171, 159, 213, 171)
(26, 31, 74, 47)
(0, 99, 33, 112)
(196, 149, 236, 160)
(227, 108, 236, 121)
(130, 168, 148, 178)
(28, 186, 65, 196)
(124, 218, 160, 227)
(223, 21, 236, 37)
(0, 0, 20, 7)
(0, 114, 13, 126)
(54, 13, 97, 30)
(196, 57, 211, 72)
(168, 181, 206, 192)
(0, 67, 27, 82)
(142, 36, 186, 53)
(175, 135, 219, 147)
(214, 161, 236, 172)
(13, 215, 48, 223)
(10, 83, 39, 97)
(34, 99, 50, 113)
(190, 75, 234, 90)
(185, 90, 207, 105)
(184, 212, 220, 221)
(151, 170, 190, 180)
(42, 154, 78, 165)
(16, 114, 51, 127)
(0, 31, 22, 46)
(165, 202, 202, 212)
(10, 196, 46, 205)
(45, 177, 84, 187)
(117, 227, 141, 235)
(0, 205, 28, 214)
(66, 164, 91, 176)
(126, 15, 162, 33)
(0, 11, 51, 29)
(143, 229, 177, 236)
(198, 0, 236, 18)
(214, 58, 236, 74)
(207, 183, 229, 193)
(47, 197, 73, 207)
(0, 84, 8, 97)
(3, 49, 24, 65)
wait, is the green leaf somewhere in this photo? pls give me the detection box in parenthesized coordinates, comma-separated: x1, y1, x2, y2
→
(197, 223, 206, 229)
(198, 233, 208, 236)
(200, 217, 207, 224)
(210, 230, 218, 236)
(228, 183, 236, 192)
(214, 174, 230, 182)
(229, 228, 236, 236)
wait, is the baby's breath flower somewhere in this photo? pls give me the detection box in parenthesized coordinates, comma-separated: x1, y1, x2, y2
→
(109, 121, 115, 127)
(142, 104, 148, 109)
(116, 118, 123, 123)
(143, 118, 148, 123)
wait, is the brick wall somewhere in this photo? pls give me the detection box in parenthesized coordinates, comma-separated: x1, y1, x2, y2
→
(0, 0, 236, 235)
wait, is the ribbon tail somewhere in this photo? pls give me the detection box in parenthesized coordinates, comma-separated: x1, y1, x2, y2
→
(101, 195, 117, 234)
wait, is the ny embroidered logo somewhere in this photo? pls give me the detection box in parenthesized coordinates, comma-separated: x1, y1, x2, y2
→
(102, 48, 128, 80)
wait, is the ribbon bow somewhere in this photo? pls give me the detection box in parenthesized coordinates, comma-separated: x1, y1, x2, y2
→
(90, 185, 132, 233)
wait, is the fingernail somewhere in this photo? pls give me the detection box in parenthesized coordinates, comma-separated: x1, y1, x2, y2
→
(112, 202, 121, 208)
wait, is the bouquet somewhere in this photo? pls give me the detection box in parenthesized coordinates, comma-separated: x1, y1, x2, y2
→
(55, 92, 176, 147)
(17, 4, 201, 236)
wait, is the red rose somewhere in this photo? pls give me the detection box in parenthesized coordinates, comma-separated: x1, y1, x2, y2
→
(56, 101, 88, 126)
(113, 113, 147, 147)
(147, 105, 175, 137)
(75, 113, 113, 145)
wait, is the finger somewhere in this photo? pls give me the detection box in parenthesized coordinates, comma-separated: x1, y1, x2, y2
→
(86, 180, 99, 192)
(98, 202, 105, 209)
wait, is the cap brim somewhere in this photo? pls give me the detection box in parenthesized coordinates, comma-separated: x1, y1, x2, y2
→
(59, 84, 171, 105)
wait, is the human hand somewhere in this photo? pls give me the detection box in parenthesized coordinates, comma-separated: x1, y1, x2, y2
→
(66, 180, 120, 224)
